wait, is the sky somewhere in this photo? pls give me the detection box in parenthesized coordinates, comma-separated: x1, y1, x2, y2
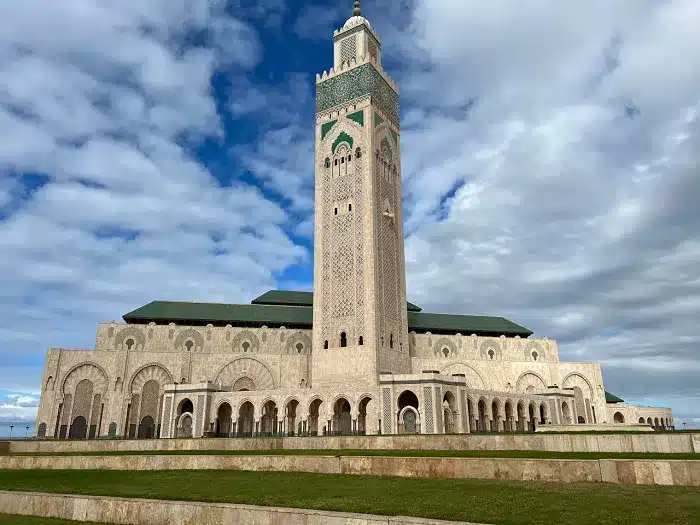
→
(0, 0, 699, 435)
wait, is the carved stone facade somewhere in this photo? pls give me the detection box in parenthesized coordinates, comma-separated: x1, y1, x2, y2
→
(33, 8, 674, 440)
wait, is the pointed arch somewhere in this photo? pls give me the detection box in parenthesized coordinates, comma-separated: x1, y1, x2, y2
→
(214, 357, 276, 391)
(440, 362, 486, 389)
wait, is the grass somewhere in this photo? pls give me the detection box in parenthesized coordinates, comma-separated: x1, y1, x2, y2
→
(0, 469, 698, 525)
(4, 448, 699, 460)
(0, 516, 109, 525)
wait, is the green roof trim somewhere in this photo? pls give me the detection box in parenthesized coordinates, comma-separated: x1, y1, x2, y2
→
(347, 110, 364, 127)
(251, 290, 422, 312)
(605, 391, 625, 404)
(123, 301, 313, 327)
(407, 311, 531, 337)
(123, 292, 532, 337)
(321, 120, 337, 140)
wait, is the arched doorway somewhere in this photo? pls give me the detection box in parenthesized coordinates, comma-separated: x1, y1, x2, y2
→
(614, 412, 625, 424)
(308, 399, 322, 436)
(260, 400, 277, 435)
(138, 415, 155, 439)
(443, 392, 457, 434)
(491, 399, 501, 432)
(504, 401, 514, 432)
(561, 401, 572, 424)
(178, 414, 193, 438)
(332, 398, 352, 435)
(285, 399, 299, 436)
(357, 396, 373, 435)
(69, 416, 87, 439)
(516, 401, 526, 431)
(216, 403, 232, 436)
(528, 403, 536, 432)
(237, 401, 254, 436)
(397, 390, 419, 434)
(539, 403, 547, 425)
(478, 399, 488, 432)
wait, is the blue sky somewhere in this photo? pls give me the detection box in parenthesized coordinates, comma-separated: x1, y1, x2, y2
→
(1, 0, 699, 435)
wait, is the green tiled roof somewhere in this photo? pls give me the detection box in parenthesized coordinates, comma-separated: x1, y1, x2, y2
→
(123, 301, 313, 327)
(605, 391, 624, 404)
(251, 290, 422, 312)
(407, 311, 532, 337)
(123, 291, 532, 337)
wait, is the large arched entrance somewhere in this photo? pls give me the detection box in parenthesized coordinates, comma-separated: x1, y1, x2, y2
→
(176, 398, 194, 438)
(138, 415, 155, 439)
(69, 416, 87, 439)
(477, 399, 488, 432)
(357, 396, 373, 435)
(443, 392, 457, 434)
(332, 398, 352, 435)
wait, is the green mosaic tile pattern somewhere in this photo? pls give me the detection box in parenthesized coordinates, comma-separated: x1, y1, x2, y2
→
(332, 131, 354, 154)
(321, 120, 337, 140)
(347, 110, 365, 127)
(317, 64, 399, 123)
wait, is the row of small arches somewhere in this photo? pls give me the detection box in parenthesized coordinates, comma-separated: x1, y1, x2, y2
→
(325, 148, 362, 168)
(323, 333, 398, 349)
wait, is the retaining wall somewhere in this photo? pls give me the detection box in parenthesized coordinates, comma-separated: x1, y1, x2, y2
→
(1, 454, 698, 486)
(0, 491, 485, 525)
(8, 433, 700, 454)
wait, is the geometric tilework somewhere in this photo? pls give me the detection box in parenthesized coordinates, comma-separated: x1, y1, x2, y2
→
(423, 387, 434, 433)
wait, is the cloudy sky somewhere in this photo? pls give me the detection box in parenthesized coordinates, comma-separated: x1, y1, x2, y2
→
(0, 0, 698, 433)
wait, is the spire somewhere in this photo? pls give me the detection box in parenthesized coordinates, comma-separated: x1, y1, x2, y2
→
(353, 0, 362, 17)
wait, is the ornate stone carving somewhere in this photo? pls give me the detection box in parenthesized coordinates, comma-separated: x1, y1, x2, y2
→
(285, 332, 312, 355)
(231, 330, 260, 353)
(433, 337, 458, 358)
(215, 358, 276, 391)
(114, 327, 146, 351)
(174, 328, 204, 352)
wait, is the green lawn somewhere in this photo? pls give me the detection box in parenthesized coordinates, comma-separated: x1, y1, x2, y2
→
(0, 516, 107, 525)
(4, 448, 699, 460)
(1, 470, 698, 525)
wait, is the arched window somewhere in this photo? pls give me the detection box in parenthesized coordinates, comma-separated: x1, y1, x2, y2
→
(358, 336, 363, 345)
(340, 332, 347, 348)
(442, 347, 449, 357)
(323, 340, 328, 349)
(334, 207, 338, 215)
(355, 147, 361, 158)
(185, 340, 193, 352)
(325, 158, 330, 168)
(532, 351, 538, 361)
(125, 338, 135, 350)
(348, 203, 352, 212)
(296, 342, 304, 353)
(488, 349, 495, 360)
(389, 334, 393, 349)
(348, 154, 352, 163)
(334, 159, 338, 166)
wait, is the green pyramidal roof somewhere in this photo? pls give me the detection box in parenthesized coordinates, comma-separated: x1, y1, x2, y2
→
(605, 391, 625, 404)
(122, 290, 532, 337)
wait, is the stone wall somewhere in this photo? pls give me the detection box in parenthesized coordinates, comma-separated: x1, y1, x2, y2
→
(0, 441, 8, 453)
(1, 454, 698, 486)
(0, 491, 484, 525)
(10, 433, 699, 455)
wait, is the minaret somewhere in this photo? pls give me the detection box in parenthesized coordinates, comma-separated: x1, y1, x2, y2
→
(311, 1, 410, 388)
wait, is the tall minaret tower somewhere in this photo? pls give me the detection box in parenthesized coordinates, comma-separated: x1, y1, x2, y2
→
(312, 1, 410, 388)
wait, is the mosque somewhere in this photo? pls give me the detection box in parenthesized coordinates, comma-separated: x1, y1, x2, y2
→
(34, 2, 673, 440)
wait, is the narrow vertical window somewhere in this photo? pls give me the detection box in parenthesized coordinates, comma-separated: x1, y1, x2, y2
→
(358, 336, 363, 345)
(340, 332, 347, 348)
(323, 340, 328, 349)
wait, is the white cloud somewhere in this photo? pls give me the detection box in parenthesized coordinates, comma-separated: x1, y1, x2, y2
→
(0, 393, 40, 422)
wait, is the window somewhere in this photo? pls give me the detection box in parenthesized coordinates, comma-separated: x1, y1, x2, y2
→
(389, 334, 393, 349)
(242, 341, 250, 352)
(358, 336, 363, 345)
(348, 203, 352, 212)
(185, 340, 193, 352)
(125, 338, 134, 350)
(532, 351, 538, 361)
(334, 207, 338, 215)
(296, 343, 304, 353)
(488, 349, 495, 360)
(442, 347, 449, 357)
(340, 332, 347, 348)
(323, 340, 328, 349)
(355, 147, 361, 158)
(325, 158, 330, 168)
(341, 157, 345, 164)
(334, 159, 338, 166)
(348, 155, 352, 162)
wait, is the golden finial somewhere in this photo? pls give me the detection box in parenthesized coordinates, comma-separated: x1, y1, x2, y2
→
(353, 0, 362, 16)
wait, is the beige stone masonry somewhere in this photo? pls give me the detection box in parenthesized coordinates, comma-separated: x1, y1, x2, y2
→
(10, 433, 700, 455)
(0, 491, 487, 525)
(1, 454, 698, 486)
